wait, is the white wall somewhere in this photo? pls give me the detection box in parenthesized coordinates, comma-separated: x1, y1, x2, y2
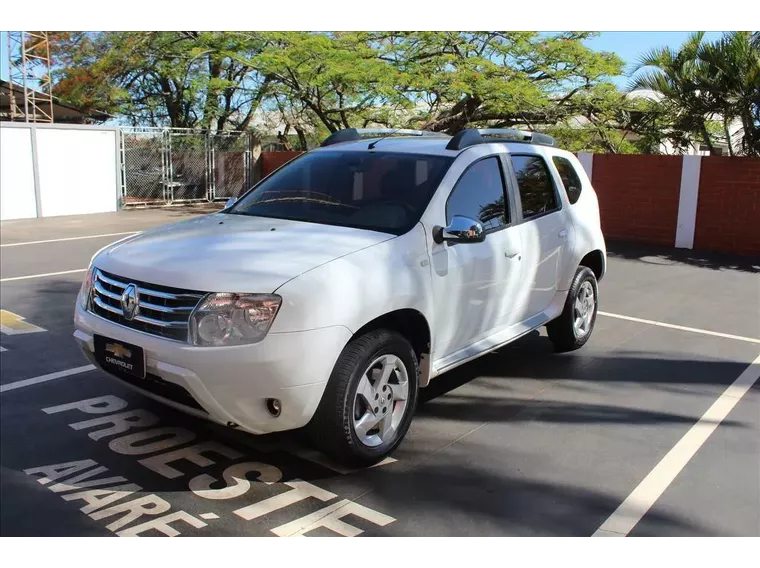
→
(0, 123, 120, 221)
(36, 127, 120, 217)
(0, 126, 38, 221)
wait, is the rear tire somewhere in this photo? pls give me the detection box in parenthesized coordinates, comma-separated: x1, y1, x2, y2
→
(308, 329, 419, 467)
(547, 266, 598, 352)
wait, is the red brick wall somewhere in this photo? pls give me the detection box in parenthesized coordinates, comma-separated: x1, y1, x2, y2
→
(591, 154, 683, 247)
(260, 151, 303, 177)
(693, 157, 760, 257)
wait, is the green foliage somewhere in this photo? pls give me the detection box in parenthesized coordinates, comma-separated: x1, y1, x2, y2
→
(630, 31, 760, 155)
(50, 32, 271, 130)
(251, 32, 410, 133)
(50, 31, 627, 138)
(46, 30, 759, 155)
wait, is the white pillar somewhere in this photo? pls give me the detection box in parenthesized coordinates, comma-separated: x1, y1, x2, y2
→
(577, 152, 594, 180)
(675, 155, 702, 249)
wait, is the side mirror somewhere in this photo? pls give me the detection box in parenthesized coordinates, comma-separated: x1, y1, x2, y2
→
(225, 197, 237, 209)
(432, 216, 486, 245)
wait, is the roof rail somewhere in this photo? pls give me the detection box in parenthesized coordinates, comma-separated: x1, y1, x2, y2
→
(445, 128, 556, 151)
(320, 128, 447, 147)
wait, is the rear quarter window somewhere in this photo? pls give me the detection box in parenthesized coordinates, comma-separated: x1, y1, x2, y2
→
(552, 156, 583, 204)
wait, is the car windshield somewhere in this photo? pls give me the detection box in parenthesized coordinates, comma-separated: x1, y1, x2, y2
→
(227, 150, 455, 234)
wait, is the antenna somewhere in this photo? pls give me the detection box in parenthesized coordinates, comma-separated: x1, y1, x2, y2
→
(320, 128, 446, 148)
(368, 128, 403, 150)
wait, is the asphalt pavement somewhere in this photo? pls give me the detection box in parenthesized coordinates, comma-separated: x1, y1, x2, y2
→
(1, 206, 758, 537)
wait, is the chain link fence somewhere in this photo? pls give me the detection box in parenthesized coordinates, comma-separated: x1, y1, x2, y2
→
(120, 127, 256, 206)
(120, 128, 170, 205)
(212, 132, 253, 200)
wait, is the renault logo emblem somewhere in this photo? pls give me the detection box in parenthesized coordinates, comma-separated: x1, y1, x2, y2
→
(121, 284, 139, 321)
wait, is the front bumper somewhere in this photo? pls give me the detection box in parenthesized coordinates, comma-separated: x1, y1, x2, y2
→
(73, 304, 351, 434)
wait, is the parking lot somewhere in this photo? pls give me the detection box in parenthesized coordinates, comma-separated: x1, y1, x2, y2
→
(1, 205, 758, 537)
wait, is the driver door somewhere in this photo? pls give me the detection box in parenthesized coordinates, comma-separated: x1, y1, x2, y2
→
(428, 156, 523, 361)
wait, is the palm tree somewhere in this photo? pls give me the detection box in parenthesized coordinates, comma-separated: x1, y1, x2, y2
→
(630, 31, 760, 156)
(696, 32, 760, 156)
(629, 32, 717, 154)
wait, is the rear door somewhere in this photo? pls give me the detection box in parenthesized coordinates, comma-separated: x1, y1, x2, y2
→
(509, 153, 570, 321)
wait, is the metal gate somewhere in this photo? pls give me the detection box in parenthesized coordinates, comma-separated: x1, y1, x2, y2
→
(210, 132, 252, 200)
(168, 131, 209, 202)
(120, 127, 254, 206)
(120, 128, 169, 205)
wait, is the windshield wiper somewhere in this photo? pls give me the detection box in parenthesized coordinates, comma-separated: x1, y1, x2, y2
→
(243, 196, 358, 209)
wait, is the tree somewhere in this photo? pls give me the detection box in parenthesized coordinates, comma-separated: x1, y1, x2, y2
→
(630, 31, 760, 156)
(696, 31, 760, 156)
(249, 31, 629, 143)
(393, 32, 624, 134)
(629, 32, 717, 153)
(47, 30, 666, 154)
(542, 87, 669, 154)
(50, 32, 273, 132)
(252, 32, 410, 133)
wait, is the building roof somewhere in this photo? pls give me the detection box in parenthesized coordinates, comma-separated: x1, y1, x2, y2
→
(0, 79, 110, 123)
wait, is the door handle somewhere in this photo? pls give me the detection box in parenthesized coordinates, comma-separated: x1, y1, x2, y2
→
(558, 229, 568, 240)
(504, 250, 519, 259)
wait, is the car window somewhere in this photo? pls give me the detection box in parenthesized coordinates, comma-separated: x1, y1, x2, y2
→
(510, 155, 559, 220)
(552, 156, 583, 204)
(229, 151, 454, 235)
(446, 157, 508, 232)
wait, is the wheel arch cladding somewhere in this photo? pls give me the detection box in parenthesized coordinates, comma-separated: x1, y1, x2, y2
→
(351, 309, 432, 386)
(579, 249, 605, 281)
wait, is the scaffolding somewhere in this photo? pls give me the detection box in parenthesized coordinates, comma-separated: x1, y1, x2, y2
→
(7, 31, 54, 123)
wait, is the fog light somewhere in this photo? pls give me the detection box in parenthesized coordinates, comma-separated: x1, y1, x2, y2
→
(266, 398, 281, 417)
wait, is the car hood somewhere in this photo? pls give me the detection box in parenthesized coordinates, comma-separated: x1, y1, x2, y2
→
(94, 213, 394, 293)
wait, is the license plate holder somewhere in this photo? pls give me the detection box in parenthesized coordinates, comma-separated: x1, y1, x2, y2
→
(94, 335, 146, 380)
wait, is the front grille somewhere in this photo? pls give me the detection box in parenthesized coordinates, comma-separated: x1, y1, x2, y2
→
(89, 268, 205, 342)
(107, 369, 208, 413)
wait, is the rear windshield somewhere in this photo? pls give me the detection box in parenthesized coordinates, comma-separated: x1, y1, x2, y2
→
(228, 150, 454, 234)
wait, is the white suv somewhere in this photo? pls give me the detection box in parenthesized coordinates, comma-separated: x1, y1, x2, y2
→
(74, 128, 606, 465)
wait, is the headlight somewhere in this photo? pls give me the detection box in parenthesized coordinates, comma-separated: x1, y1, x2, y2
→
(189, 293, 282, 346)
(79, 266, 94, 309)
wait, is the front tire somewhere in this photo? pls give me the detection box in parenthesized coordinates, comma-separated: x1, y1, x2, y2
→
(308, 329, 419, 466)
(547, 266, 598, 352)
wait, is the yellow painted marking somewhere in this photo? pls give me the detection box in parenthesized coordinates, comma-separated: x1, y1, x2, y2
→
(0, 310, 47, 335)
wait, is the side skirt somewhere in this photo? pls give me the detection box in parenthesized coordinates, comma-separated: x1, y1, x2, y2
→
(428, 290, 567, 380)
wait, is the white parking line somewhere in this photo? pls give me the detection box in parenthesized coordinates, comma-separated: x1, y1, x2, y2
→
(593, 352, 760, 537)
(599, 311, 760, 345)
(0, 365, 96, 393)
(0, 269, 87, 283)
(0, 232, 138, 248)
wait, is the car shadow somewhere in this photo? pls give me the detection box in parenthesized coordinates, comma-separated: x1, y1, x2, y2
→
(606, 240, 760, 274)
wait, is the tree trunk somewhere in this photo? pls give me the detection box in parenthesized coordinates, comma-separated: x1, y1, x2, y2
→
(202, 52, 223, 131)
(277, 126, 294, 151)
(739, 107, 758, 156)
(303, 99, 339, 133)
(723, 114, 734, 156)
(698, 121, 716, 154)
(295, 126, 308, 151)
(237, 76, 274, 132)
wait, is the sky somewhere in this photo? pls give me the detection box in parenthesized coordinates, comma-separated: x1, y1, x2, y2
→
(583, 31, 725, 87)
(1, 31, 728, 87)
